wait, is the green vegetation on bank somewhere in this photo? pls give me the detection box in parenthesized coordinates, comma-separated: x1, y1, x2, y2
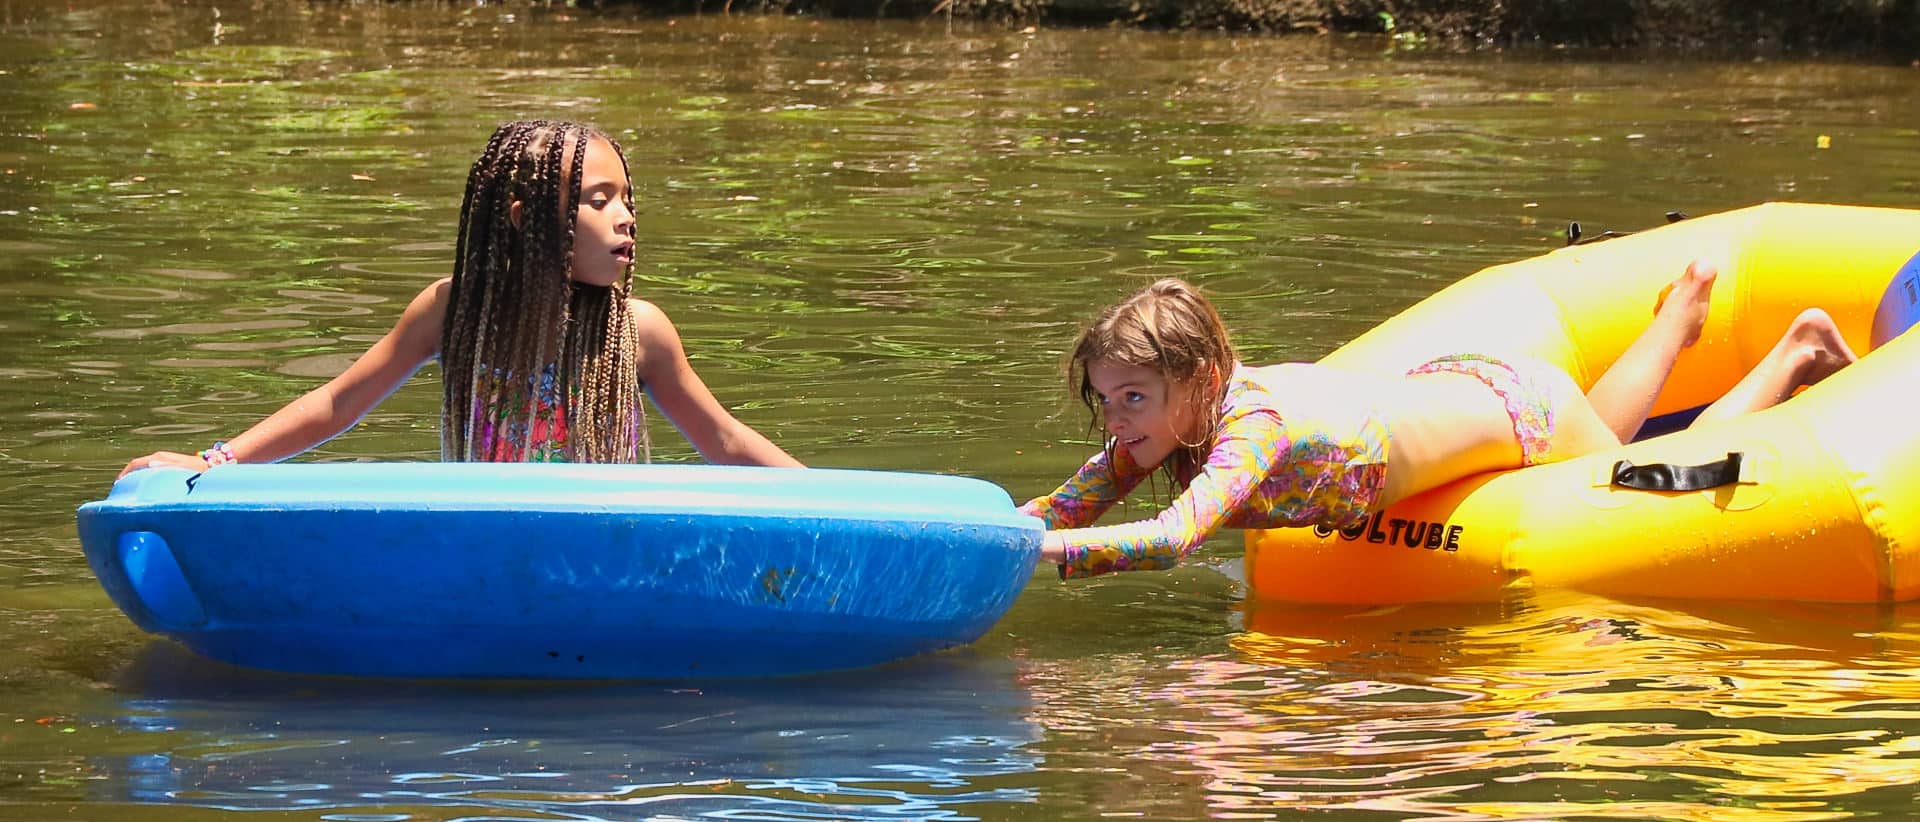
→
(654, 0, 1920, 55)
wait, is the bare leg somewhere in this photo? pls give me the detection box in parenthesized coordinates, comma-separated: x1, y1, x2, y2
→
(1583, 260, 1717, 442)
(1688, 308, 1857, 429)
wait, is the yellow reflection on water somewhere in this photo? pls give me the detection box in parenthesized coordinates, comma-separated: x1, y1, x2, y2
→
(1128, 591, 1920, 819)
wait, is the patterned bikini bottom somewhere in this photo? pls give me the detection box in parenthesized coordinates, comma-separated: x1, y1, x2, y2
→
(1405, 353, 1560, 466)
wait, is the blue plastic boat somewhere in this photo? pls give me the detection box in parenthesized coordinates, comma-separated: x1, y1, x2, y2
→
(76, 463, 1043, 679)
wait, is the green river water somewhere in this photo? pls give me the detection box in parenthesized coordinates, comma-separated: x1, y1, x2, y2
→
(4, 1, 1920, 818)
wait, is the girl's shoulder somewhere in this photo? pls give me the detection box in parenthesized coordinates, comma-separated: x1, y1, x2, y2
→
(400, 277, 455, 322)
(1234, 361, 1377, 395)
(624, 294, 663, 316)
(422, 277, 454, 304)
(1222, 362, 1368, 420)
(1223, 362, 1296, 406)
(622, 297, 695, 358)
(375, 277, 455, 363)
(624, 296, 676, 334)
(1225, 362, 1392, 434)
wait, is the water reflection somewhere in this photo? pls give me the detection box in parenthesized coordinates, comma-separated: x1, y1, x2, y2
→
(92, 644, 1042, 819)
(1041, 593, 1920, 818)
(7, 0, 1920, 818)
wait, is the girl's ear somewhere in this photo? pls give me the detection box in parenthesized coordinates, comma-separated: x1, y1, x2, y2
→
(509, 199, 525, 230)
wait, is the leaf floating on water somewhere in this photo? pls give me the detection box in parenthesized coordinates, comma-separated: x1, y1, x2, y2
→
(1168, 155, 1213, 166)
(69, 102, 96, 110)
(351, 173, 374, 181)
(1817, 135, 1832, 149)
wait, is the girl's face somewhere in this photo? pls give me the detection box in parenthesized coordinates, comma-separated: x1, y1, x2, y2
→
(566, 137, 636, 287)
(1085, 359, 1207, 468)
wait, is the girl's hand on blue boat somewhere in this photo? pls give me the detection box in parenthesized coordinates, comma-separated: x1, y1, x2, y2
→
(119, 451, 211, 480)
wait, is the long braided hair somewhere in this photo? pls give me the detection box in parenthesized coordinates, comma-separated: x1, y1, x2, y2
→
(439, 119, 649, 463)
(1068, 277, 1236, 487)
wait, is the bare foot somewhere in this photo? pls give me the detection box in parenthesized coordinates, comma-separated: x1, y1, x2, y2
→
(1654, 259, 1718, 347)
(1783, 307, 1858, 387)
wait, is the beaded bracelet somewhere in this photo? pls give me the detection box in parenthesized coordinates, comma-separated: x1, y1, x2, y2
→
(199, 441, 237, 467)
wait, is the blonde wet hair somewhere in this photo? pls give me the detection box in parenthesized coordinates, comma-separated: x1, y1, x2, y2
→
(1068, 277, 1236, 483)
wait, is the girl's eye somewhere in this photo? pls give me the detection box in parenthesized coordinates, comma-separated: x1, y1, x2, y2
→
(1125, 392, 1146, 404)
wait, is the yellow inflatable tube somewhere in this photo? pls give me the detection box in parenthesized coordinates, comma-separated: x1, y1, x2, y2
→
(1245, 202, 1920, 604)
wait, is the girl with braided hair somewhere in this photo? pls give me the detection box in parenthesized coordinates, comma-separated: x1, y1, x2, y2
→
(120, 119, 801, 476)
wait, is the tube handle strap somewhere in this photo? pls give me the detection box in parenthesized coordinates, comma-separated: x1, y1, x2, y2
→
(1610, 452, 1745, 491)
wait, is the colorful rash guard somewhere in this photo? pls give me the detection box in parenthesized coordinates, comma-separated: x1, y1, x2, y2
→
(1021, 363, 1391, 579)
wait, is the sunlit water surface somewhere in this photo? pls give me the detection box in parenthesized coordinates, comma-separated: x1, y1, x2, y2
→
(3, 1, 1919, 819)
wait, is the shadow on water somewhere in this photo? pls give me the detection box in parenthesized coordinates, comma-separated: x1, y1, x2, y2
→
(89, 642, 1043, 819)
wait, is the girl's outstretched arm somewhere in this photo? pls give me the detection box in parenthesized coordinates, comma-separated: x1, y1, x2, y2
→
(631, 298, 803, 468)
(1042, 406, 1286, 578)
(1020, 442, 1152, 529)
(117, 280, 450, 478)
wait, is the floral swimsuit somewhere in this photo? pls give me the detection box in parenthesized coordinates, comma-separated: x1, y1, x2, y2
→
(474, 364, 572, 462)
